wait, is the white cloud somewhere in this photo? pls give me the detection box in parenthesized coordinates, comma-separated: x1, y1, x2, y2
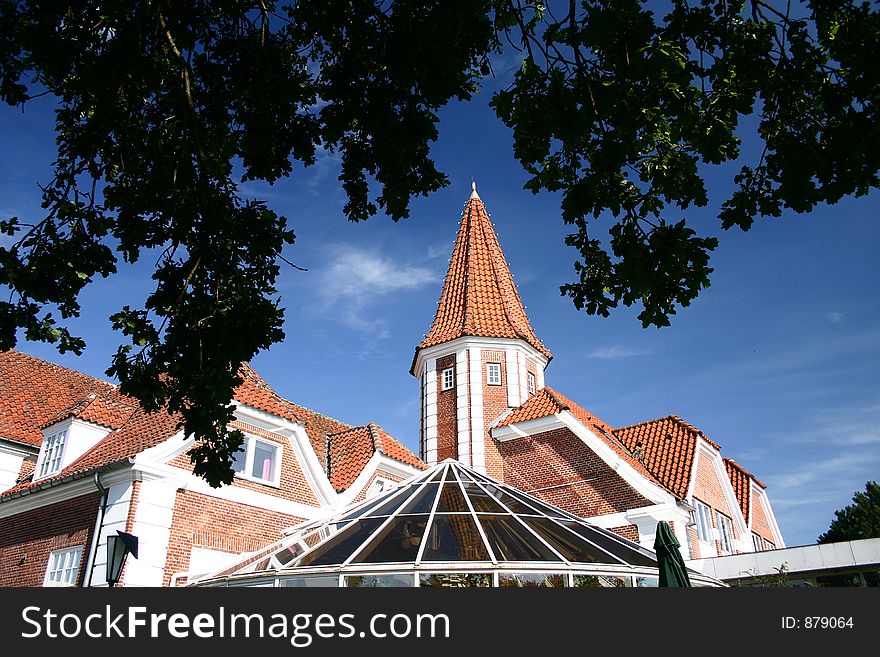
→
(587, 346, 652, 360)
(311, 244, 438, 337)
(826, 312, 844, 323)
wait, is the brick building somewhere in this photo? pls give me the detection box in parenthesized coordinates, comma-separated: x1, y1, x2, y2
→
(411, 185, 784, 559)
(0, 185, 783, 587)
(0, 352, 424, 587)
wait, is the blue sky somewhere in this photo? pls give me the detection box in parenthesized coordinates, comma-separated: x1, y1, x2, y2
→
(2, 65, 878, 549)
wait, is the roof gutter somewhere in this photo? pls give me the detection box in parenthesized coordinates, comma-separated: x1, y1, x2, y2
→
(84, 472, 110, 587)
(0, 460, 130, 504)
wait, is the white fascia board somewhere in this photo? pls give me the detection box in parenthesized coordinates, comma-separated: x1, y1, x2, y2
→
(413, 337, 550, 379)
(287, 426, 337, 507)
(231, 402, 301, 436)
(696, 439, 750, 539)
(491, 414, 567, 441)
(0, 438, 39, 458)
(558, 412, 676, 505)
(0, 464, 134, 518)
(133, 431, 191, 467)
(752, 481, 786, 548)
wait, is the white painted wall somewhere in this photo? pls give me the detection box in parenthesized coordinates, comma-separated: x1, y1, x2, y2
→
(87, 480, 133, 587)
(0, 449, 27, 493)
(122, 479, 178, 587)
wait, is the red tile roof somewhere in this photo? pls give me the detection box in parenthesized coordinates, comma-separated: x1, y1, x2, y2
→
(326, 423, 426, 492)
(724, 457, 766, 524)
(0, 350, 125, 447)
(412, 190, 551, 373)
(1, 350, 422, 499)
(40, 393, 138, 431)
(613, 416, 705, 499)
(493, 387, 660, 488)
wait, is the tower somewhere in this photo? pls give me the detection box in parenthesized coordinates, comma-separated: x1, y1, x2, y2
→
(411, 185, 552, 477)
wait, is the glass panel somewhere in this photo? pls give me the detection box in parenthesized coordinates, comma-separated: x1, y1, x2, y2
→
(501, 487, 569, 518)
(351, 516, 430, 563)
(298, 518, 385, 567)
(558, 521, 658, 567)
(399, 484, 440, 514)
(472, 483, 536, 515)
(273, 544, 304, 567)
(279, 575, 339, 587)
(635, 576, 659, 587)
(421, 515, 491, 562)
(433, 481, 469, 513)
(461, 483, 507, 513)
(521, 517, 627, 564)
(498, 573, 568, 588)
(345, 574, 413, 588)
(251, 441, 278, 480)
(573, 574, 632, 588)
(231, 443, 247, 474)
(419, 573, 492, 588)
(456, 468, 473, 482)
(478, 515, 562, 562)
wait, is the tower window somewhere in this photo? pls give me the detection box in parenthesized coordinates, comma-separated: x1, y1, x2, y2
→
(486, 363, 502, 386)
(441, 367, 454, 391)
(527, 372, 536, 395)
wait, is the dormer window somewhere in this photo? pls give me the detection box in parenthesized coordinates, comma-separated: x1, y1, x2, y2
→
(231, 435, 281, 485)
(35, 429, 68, 479)
(527, 372, 536, 395)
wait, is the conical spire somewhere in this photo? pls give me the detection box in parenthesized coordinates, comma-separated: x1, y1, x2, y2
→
(412, 189, 551, 371)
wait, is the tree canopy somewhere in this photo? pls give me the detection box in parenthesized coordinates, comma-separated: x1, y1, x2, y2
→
(818, 481, 880, 544)
(0, 1, 877, 486)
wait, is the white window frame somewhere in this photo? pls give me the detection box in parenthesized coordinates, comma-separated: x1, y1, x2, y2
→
(35, 429, 68, 480)
(44, 545, 83, 587)
(232, 435, 282, 486)
(717, 512, 734, 554)
(693, 500, 713, 544)
(752, 532, 764, 552)
(527, 371, 536, 395)
(368, 476, 395, 499)
(486, 363, 502, 386)
(441, 367, 455, 391)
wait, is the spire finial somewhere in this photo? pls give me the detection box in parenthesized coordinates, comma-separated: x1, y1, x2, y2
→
(470, 180, 480, 200)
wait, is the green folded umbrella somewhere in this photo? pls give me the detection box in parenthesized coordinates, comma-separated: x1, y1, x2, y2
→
(654, 521, 692, 587)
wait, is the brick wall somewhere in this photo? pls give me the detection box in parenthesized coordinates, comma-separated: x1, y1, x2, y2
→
(436, 354, 458, 462)
(499, 427, 651, 517)
(0, 492, 100, 586)
(608, 524, 639, 542)
(169, 421, 318, 506)
(162, 490, 304, 586)
(750, 488, 776, 547)
(694, 448, 741, 556)
(481, 350, 508, 479)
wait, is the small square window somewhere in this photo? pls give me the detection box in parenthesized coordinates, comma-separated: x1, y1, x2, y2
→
(232, 435, 281, 485)
(486, 363, 502, 386)
(44, 546, 83, 587)
(441, 367, 454, 391)
(527, 372, 536, 395)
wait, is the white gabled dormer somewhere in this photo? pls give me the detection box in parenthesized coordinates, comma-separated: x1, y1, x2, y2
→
(32, 394, 135, 482)
(33, 417, 111, 481)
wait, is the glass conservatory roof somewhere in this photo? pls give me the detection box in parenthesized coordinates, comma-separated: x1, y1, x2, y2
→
(201, 460, 672, 584)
